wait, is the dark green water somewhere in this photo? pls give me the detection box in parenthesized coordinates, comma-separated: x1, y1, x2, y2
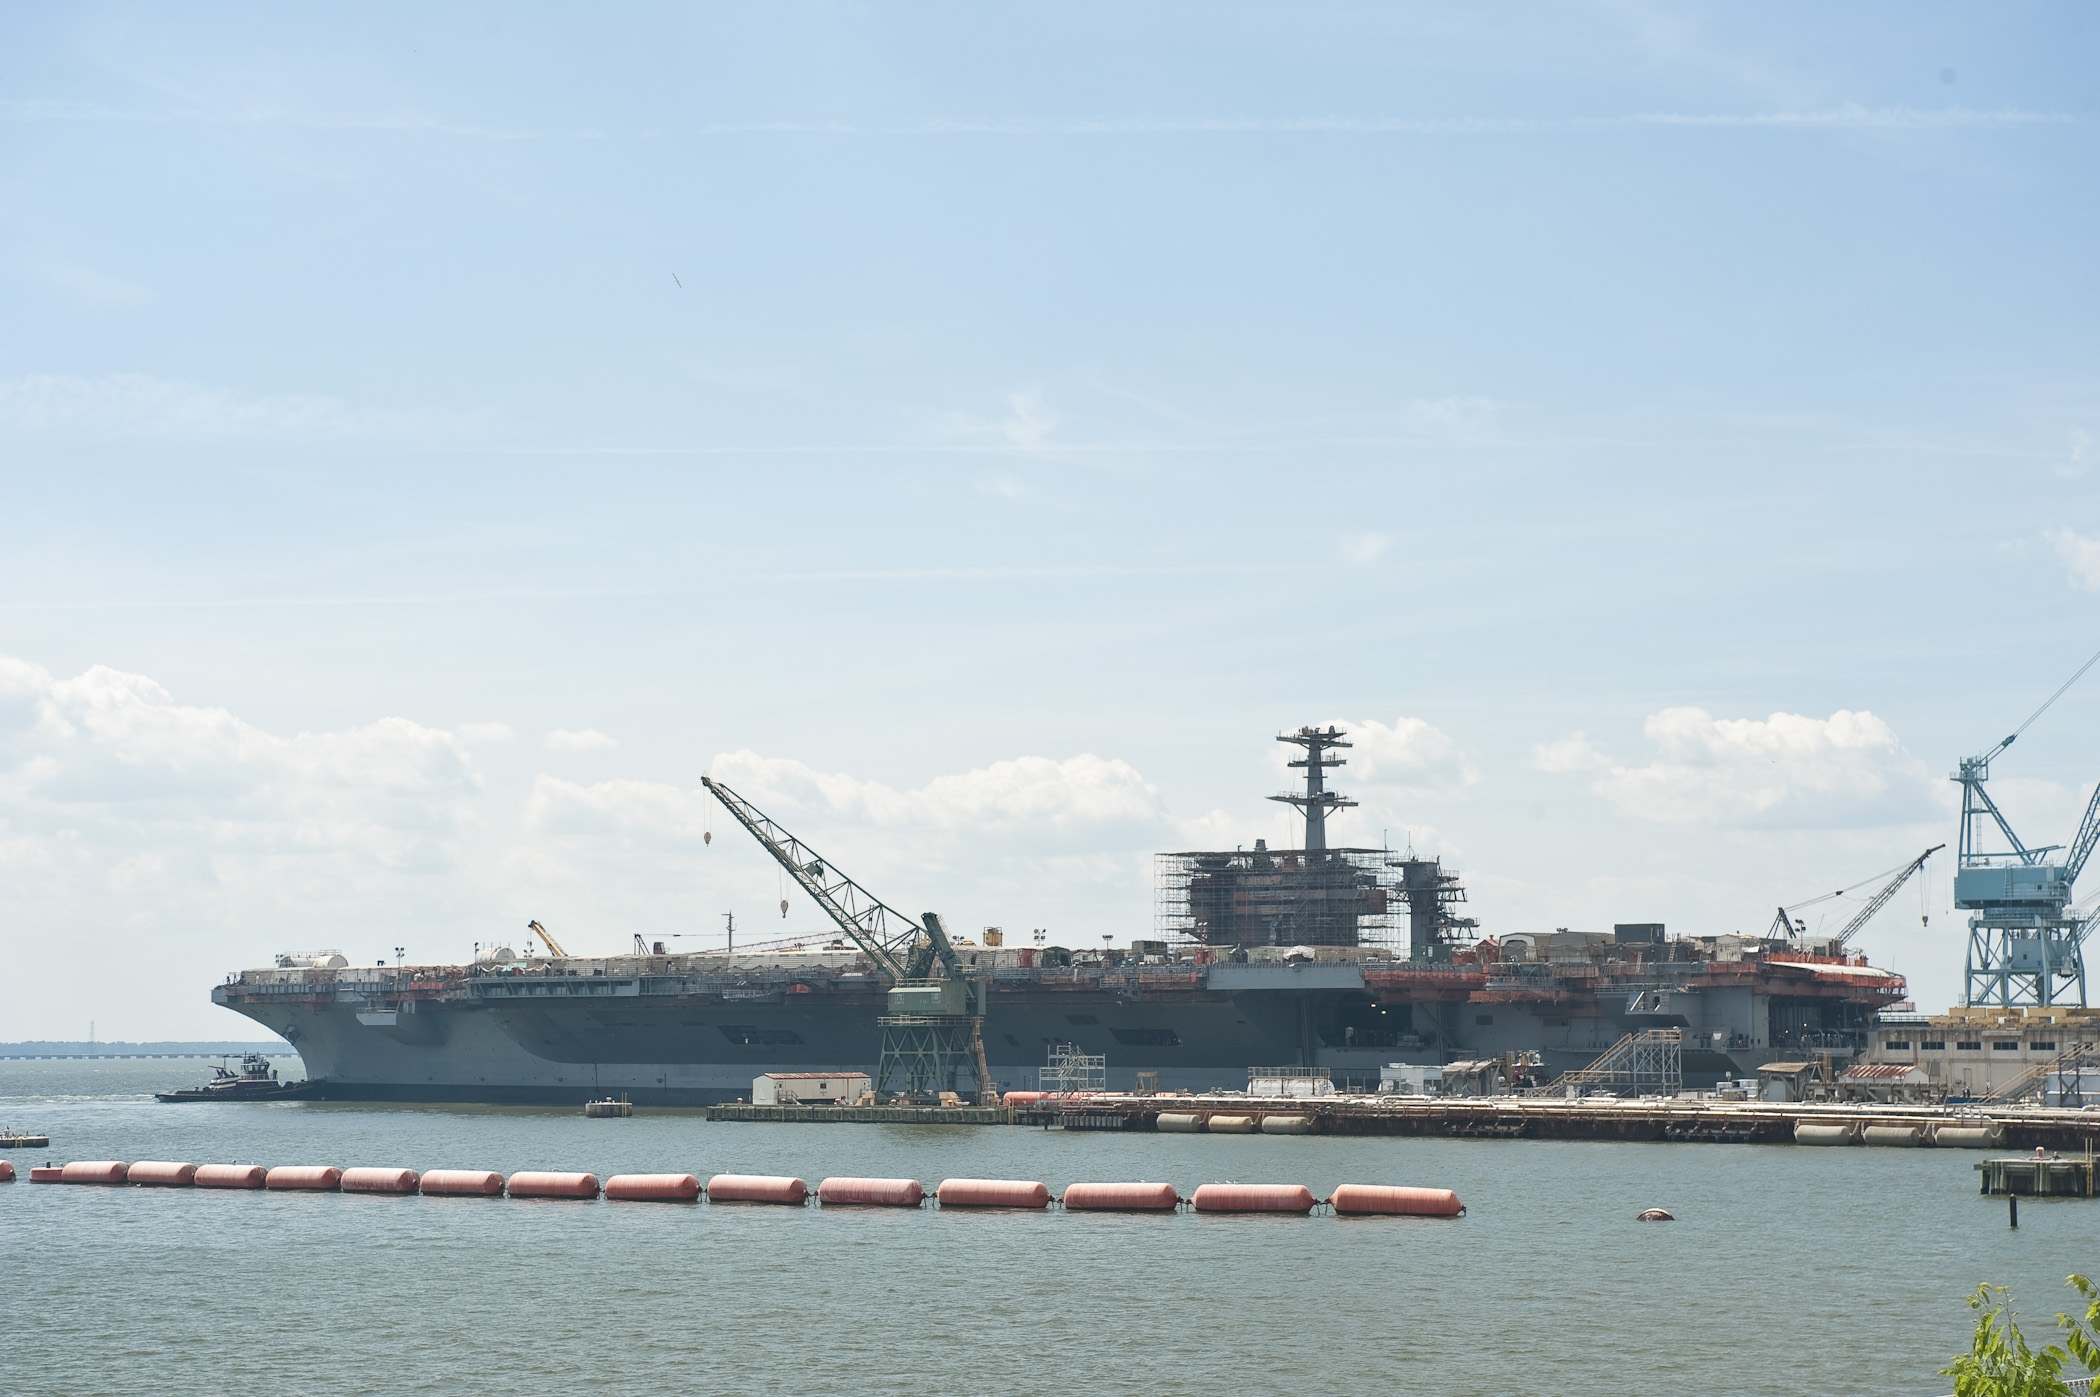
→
(5, 1060, 2094, 1395)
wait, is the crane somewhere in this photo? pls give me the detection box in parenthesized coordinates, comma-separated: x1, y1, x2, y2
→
(526, 920, 569, 958)
(1768, 846, 1943, 946)
(701, 776, 994, 1103)
(1833, 846, 1943, 948)
(1954, 644, 2100, 1007)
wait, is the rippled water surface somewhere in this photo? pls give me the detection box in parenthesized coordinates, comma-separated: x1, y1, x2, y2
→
(5, 1059, 2095, 1395)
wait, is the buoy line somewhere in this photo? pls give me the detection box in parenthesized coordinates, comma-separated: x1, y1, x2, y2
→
(7, 1160, 1467, 1215)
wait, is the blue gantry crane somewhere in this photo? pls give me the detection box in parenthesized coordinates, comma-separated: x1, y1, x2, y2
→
(1955, 649, 2100, 1008)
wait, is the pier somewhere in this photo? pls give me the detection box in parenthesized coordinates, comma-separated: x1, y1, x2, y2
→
(1976, 1155, 2096, 1197)
(708, 1103, 1008, 1125)
(695, 1092, 2100, 1151)
(1008, 1093, 2100, 1150)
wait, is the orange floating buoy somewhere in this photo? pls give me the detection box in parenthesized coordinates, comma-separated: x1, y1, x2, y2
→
(194, 1163, 267, 1189)
(506, 1170, 600, 1199)
(1330, 1184, 1465, 1217)
(265, 1165, 342, 1191)
(1190, 1183, 1316, 1214)
(341, 1167, 421, 1195)
(419, 1169, 505, 1196)
(0, 1160, 15, 1183)
(705, 1173, 807, 1204)
(29, 1166, 64, 1183)
(817, 1176, 923, 1207)
(936, 1178, 1051, 1209)
(1636, 1208, 1675, 1222)
(1060, 1181, 1180, 1212)
(126, 1161, 198, 1188)
(61, 1161, 129, 1185)
(605, 1173, 701, 1202)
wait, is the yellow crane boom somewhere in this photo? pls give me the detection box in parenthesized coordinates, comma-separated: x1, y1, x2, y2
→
(526, 920, 569, 958)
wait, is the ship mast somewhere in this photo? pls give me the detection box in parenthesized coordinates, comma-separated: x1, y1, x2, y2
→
(1269, 725, 1357, 851)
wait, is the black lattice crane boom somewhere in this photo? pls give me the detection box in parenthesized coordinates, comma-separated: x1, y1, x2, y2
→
(1770, 846, 1942, 947)
(1834, 845, 1944, 948)
(702, 776, 929, 977)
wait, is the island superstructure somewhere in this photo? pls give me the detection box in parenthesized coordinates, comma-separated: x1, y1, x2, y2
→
(209, 725, 1907, 1104)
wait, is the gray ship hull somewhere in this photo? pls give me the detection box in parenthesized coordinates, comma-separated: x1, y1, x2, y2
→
(211, 959, 1821, 1104)
(223, 976, 1407, 1104)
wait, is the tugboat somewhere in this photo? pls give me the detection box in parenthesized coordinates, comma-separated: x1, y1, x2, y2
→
(155, 1054, 323, 1103)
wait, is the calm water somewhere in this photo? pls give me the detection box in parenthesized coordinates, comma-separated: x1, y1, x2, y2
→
(5, 1060, 2094, 1396)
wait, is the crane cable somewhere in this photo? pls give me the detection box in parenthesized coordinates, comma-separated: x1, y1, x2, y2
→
(2001, 641, 2100, 752)
(1781, 849, 1937, 916)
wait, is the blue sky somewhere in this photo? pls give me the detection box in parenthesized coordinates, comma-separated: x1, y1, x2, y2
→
(3, 3, 2098, 1036)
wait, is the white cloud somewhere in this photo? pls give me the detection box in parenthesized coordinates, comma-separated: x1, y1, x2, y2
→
(0, 657, 481, 840)
(1533, 732, 1611, 773)
(1341, 532, 1389, 567)
(702, 748, 1163, 834)
(1000, 390, 1057, 451)
(526, 775, 706, 841)
(1571, 707, 1942, 827)
(525, 750, 1173, 942)
(1402, 395, 1499, 439)
(2060, 428, 2094, 480)
(1299, 717, 1476, 795)
(2047, 527, 2100, 591)
(544, 728, 619, 752)
(0, 656, 494, 1013)
(0, 373, 468, 441)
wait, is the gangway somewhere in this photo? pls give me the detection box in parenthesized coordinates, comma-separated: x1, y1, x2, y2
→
(1040, 1043, 1106, 1094)
(1525, 1029, 1683, 1098)
(1972, 1040, 2099, 1108)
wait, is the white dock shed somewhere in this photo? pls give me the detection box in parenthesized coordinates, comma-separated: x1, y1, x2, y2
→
(753, 1071, 871, 1105)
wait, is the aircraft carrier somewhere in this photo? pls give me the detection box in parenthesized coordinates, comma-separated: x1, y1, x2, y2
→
(208, 725, 1908, 1104)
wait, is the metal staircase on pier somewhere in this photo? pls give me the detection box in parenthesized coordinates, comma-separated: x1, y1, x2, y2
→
(1972, 1041, 2098, 1108)
(1526, 1029, 1683, 1098)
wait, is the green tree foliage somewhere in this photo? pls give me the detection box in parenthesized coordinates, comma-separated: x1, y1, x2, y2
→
(1942, 1275, 2100, 1397)
(2062, 1275, 2100, 1376)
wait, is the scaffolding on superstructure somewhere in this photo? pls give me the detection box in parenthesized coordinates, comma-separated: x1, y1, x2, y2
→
(1154, 843, 1479, 955)
(1155, 843, 1401, 948)
(1152, 723, 1481, 956)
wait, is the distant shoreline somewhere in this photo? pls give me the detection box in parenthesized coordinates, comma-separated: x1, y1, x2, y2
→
(0, 1041, 298, 1060)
